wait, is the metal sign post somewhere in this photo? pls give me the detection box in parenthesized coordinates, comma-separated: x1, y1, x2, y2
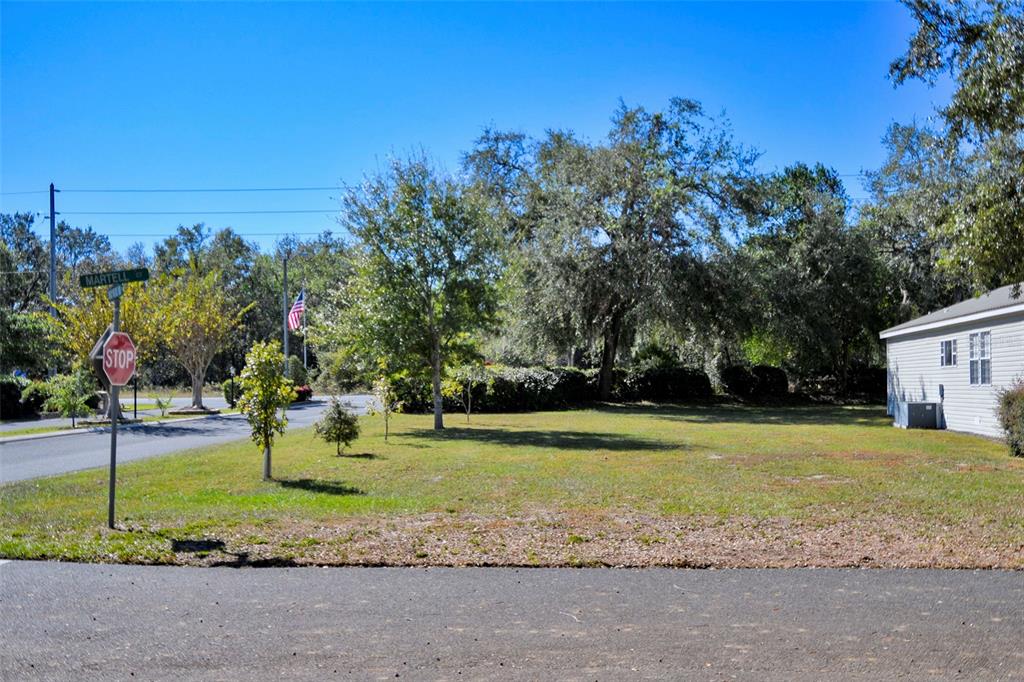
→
(83, 272, 142, 530)
(108, 292, 121, 529)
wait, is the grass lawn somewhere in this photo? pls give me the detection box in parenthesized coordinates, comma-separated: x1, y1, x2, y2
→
(2, 403, 1022, 568)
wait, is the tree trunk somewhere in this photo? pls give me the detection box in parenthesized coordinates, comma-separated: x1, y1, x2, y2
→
(190, 370, 205, 410)
(431, 336, 444, 430)
(263, 444, 272, 481)
(597, 313, 623, 401)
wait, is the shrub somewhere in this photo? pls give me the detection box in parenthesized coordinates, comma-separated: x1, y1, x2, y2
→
(313, 352, 363, 394)
(846, 365, 887, 398)
(720, 365, 757, 399)
(486, 366, 560, 411)
(293, 385, 313, 402)
(391, 374, 433, 414)
(750, 365, 789, 398)
(43, 368, 95, 428)
(287, 356, 308, 387)
(549, 367, 595, 406)
(314, 398, 361, 455)
(222, 378, 242, 407)
(20, 380, 52, 414)
(626, 366, 712, 402)
(151, 394, 174, 417)
(998, 382, 1024, 457)
(0, 375, 31, 419)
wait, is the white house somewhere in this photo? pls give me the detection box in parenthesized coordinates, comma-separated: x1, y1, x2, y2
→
(880, 283, 1024, 437)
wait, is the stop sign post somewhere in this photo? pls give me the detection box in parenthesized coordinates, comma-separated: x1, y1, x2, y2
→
(81, 271, 148, 530)
(103, 287, 133, 529)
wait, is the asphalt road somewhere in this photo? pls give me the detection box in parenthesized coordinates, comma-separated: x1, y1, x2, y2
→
(0, 395, 372, 483)
(0, 562, 1020, 680)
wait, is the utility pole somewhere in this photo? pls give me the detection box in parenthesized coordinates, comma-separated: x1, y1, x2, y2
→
(48, 183, 58, 319)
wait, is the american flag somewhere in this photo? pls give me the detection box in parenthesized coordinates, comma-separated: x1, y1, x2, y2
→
(288, 289, 305, 331)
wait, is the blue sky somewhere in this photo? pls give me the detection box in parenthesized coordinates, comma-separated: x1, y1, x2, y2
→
(1, 2, 950, 253)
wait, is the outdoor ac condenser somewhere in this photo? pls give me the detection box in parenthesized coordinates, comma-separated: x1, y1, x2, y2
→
(894, 401, 940, 429)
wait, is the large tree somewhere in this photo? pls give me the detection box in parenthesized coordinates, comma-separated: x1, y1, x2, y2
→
(859, 123, 974, 320)
(889, 0, 1024, 288)
(467, 99, 755, 399)
(147, 270, 251, 410)
(742, 164, 884, 390)
(316, 156, 502, 430)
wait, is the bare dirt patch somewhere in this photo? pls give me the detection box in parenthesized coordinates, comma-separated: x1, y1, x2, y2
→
(164, 512, 1024, 569)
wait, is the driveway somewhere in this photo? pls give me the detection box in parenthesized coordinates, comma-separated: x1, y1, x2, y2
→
(0, 395, 373, 483)
(0, 562, 1020, 680)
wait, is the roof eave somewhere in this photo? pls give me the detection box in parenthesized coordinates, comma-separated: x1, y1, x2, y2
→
(879, 302, 1024, 340)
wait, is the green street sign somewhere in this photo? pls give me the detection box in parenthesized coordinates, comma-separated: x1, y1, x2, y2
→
(80, 268, 150, 289)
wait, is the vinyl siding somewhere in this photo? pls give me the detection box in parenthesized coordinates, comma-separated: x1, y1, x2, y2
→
(886, 310, 1024, 437)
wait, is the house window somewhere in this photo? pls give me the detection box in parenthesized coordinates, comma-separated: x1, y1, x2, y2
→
(969, 332, 991, 385)
(940, 339, 957, 366)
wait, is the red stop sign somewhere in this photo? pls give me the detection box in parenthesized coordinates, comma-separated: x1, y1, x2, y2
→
(103, 332, 137, 386)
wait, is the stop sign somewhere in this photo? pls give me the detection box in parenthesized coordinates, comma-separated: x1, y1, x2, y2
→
(102, 332, 137, 386)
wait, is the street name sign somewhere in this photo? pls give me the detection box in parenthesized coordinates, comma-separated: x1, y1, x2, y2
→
(80, 268, 150, 289)
(102, 332, 137, 386)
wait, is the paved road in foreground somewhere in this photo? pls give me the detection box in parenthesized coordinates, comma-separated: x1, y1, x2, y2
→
(0, 395, 372, 483)
(0, 562, 1020, 680)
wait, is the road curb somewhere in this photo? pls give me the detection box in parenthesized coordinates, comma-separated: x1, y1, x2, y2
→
(0, 413, 238, 445)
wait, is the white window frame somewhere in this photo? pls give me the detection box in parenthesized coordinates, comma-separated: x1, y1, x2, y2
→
(969, 331, 992, 386)
(939, 339, 957, 367)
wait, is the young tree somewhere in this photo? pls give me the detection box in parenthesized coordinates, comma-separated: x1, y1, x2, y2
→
(369, 375, 403, 441)
(43, 364, 95, 428)
(147, 270, 251, 410)
(314, 398, 361, 455)
(324, 156, 502, 430)
(238, 340, 296, 481)
(442, 364, 488, 423)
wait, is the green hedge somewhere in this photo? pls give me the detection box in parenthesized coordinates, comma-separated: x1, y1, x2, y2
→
(721, 364, 789, 400)
(998, 382, 1024, 457)
(393, 364, 711, 414)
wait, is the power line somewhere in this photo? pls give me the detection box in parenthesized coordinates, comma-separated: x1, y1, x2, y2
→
(0, 190, 49, 196)
(61, 186, 340, 194)
(98, 232, 328, 237)
(60, 209, 337, 216)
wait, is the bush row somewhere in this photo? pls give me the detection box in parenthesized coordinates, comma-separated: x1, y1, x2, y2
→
(392, 364, 715, 414)
(720, 365, 789, 400)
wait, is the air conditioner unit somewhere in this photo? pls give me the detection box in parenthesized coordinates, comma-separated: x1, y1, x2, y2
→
(894, 401, 940, 429)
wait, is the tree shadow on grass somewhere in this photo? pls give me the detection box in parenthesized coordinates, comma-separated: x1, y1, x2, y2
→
(277, 478, 365, 496)
(171, 538, 225, 553)
(594, 402, 890, 428)
(168, 536, 301, 568)
(337, 452, 384, 460)
(407, 427, 677, 452)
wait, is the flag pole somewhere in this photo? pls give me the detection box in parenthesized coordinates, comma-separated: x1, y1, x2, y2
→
(302, 285, 307, 371)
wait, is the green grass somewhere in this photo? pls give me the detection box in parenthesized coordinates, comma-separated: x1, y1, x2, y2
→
(2, 403, 1023, 564)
